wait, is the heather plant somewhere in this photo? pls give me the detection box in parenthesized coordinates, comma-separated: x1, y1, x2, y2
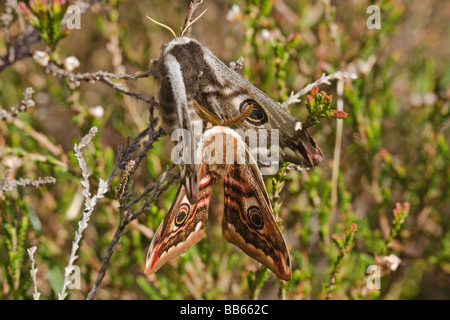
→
(0, 0, 449, 300)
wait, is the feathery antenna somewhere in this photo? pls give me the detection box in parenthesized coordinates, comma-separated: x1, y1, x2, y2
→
(146, 1, 207, 38)
(145, 15, 177, 39)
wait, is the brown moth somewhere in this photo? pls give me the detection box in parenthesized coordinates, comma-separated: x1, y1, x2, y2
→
(145, 127, 291, 280)
(145, 10, 322, 281)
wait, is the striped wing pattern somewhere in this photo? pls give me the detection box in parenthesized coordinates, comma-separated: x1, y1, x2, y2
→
(145, 127, 292, 280)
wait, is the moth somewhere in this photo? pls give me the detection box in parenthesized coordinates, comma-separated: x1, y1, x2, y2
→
(145, 127, 291, 281)
(145, 10, 322, 280)
(149, 34, 322, 203)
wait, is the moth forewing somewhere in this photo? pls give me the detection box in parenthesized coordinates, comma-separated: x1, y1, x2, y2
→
(221, 163, 291, 280)
(151, 36, 322, 201)
(201, 127, 292, 281)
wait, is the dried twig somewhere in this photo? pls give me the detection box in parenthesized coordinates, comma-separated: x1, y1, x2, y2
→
(0, 26, 39, 72)
(58, 127, 110, 300)
(105, 98, 165, 188)
(116, 160, 136, 203)
(45, 63, 154, 103)
(85, 101, 174, 300)
(86, 164, 178, 300)
(27, 246, 41, 300)
(0, 176, 56, 193)
(0, 87, 35, 121)
(229, 56, 245, 70)
(18, 99, 168, 300)
(0, 166, 56, 202)
(1, 0, 14, 47)
(181, 0, 205, 37)
(282, 71, 357, 108)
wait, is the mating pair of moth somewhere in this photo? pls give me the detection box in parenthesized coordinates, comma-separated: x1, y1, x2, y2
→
(143, 17, 322, 281)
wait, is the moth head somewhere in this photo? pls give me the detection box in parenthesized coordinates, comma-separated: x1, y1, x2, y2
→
(293, 127, 322, 167)
(257, 99, 323, 168)
(235, 97, 322, 168)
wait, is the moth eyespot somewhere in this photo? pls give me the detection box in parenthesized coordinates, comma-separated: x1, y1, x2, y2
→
(240, 100, 268, 125)
(247, 206, 264, 229)
(175, 204, 190, 227)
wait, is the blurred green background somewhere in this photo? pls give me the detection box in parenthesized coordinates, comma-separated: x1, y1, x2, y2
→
(0, 0, 449, 299)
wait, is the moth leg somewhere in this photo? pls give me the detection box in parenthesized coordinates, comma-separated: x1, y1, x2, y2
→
(193, 100, 255, 126)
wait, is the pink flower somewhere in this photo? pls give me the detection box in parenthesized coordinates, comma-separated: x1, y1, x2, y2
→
(393, 202, 410, 219)
(331, 234, 340, 241)
(332, 110, 348, 119)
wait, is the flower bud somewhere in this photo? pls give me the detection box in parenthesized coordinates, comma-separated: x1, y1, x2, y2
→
(33, 50, 50, 67)
(63, 56, 80, 72)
